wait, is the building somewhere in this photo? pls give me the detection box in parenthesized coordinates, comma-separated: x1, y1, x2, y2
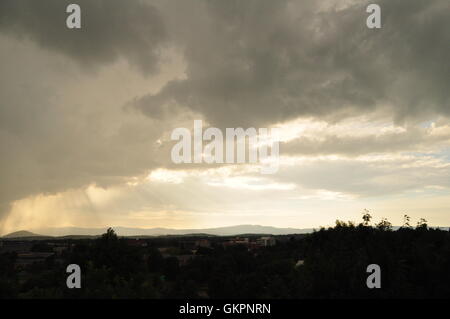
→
(195, 239, 211, 248)
(176, 254, 196, 266)
(257, 236, 276, 247)
(15, 252, 55, 268)
(53, 245, 69, 255)
(179, 240, 197, 250)
(126, 239, 148, 247)
(0, 241, 33, 253)
(223, 237, 250, 247)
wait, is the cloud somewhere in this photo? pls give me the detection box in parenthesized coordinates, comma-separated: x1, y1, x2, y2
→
(281, 118, 450, 156)
(134, 0, 450, 127)
(272, 153, 450, 197)
(0, 0, 167, 74)
(1, 0, 450, 231)
(0, 33, 185, 230)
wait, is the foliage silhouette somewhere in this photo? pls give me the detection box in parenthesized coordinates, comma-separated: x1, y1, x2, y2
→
(0, 217, 449, 299)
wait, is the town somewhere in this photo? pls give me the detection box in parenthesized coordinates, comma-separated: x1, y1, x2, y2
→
(0, 233, 279, 269)
(0, 218, 449, 298)
(0, 229, 300, 298)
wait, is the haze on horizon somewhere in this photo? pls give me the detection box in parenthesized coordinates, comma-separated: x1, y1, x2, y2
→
(1, 0, 449, 235)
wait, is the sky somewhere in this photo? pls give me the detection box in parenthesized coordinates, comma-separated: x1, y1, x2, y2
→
(0, 0, 449, 235)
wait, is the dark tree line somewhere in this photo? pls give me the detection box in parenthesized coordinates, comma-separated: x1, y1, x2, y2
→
(0, 215, 449, 299)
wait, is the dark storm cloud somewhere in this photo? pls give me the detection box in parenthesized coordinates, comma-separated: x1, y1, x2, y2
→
(134, 0, 450, 127)
(0, 32, 182, 227)
(2, 0, 447, 125)
(0, 0, 167, 73)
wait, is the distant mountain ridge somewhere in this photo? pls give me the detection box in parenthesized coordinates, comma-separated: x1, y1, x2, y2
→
(2, 225, 314, 238)
(2, 230, 44, 238)
(3, 225, 449, 239)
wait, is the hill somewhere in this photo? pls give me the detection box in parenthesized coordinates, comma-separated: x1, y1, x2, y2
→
(26, 224, 312, 237)
(2, 230, 44, 238)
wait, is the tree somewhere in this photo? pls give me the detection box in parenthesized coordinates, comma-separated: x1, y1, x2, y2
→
(362, 209, 372, 226)
(403, 214, 411, 228)
(101, 227, 118, 242)
(416, 218, 428, 230)
(148, 247, 164, 273)
(376, 218, 392, 231)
